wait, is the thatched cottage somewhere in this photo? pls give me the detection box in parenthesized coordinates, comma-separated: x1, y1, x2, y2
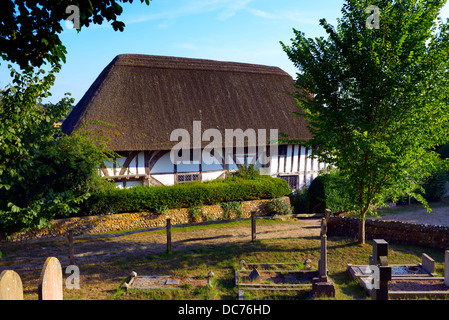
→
(61, 54, 327, 189)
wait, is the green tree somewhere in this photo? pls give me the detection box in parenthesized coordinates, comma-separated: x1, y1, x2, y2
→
(0, 0, 150, 70)
(0, 66, 115, 238)
(281, 0, 449, 243)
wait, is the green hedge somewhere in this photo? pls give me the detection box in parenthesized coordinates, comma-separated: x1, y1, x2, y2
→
(305, 172, 354, 214)
(81, 176, 290, 216)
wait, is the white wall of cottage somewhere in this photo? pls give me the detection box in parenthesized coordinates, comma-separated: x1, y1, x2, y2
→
(102, 144, 327, 189)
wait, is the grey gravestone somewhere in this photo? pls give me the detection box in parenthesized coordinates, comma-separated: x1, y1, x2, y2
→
(0, 270, 23, 300)
(422, 253, 435, 275)
(38, 257, 63, 300)
(249, 268, 261, 283)
(319, 234, 328, 282)
(373, 239, 388, 264)
(372, 265, 391, 300)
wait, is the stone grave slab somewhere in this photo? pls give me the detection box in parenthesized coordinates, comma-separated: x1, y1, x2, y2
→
(38, 257, 63, 300)
(122, 272, 207, 290)
(0, 270, 23, 300)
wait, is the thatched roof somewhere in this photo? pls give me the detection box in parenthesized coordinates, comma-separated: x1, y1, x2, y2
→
(61, 54, 312, 151)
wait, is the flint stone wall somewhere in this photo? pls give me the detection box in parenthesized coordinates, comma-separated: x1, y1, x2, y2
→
(7, 197, 290, 242)
(327, 216, 449, 249)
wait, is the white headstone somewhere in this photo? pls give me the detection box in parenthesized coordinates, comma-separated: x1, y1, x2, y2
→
(0, 270, 23, 300)
(38, 257, 63, 300)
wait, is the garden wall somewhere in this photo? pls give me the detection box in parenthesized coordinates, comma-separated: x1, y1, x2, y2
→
(327, 216, 449, 249)
(8, 197, 290, 242)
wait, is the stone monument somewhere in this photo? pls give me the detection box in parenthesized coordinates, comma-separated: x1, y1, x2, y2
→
(38, 257, 63, 300)
(370, 239, 392, 300)
(0, 270, 23, 300)
(312, 216, 335, 297)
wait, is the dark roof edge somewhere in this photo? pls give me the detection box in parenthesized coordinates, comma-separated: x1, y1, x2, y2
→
(111, 54, 290, 77)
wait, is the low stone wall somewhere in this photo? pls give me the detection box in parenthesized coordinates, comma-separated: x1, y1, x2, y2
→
(327, 216, 449, 249)
(8, 197, 290, 242)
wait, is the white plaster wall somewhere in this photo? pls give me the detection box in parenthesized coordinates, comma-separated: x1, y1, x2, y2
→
(202, 148, 224, 171)
(277, 157, 285, 174)
(128, 156, 137, 175)
(115, 157, 126, 175)
(137, 152, 146, 175)
(269, 155, 278, 176)
(299, 146, 306, 172)
(126, 180, 142, 188)
(292, 145, 299, 173)
(285, 145, 293, 173)
(177, 162, 200, 173)
(306, 148, 312, 172)
(115, 182, 124, 189)
(202, 171, 225, 182)
(152, 174, 175, 186)
(103, 159, 115, 177)
(151, 153, 174, 174)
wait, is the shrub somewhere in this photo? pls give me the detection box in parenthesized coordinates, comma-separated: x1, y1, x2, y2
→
(81, 175, 290, 216)
(266, 198, 292, 215)
(306, 172, 354, 214)
(220, 201, 243, 219)
(228, 164, 260, 180)
(188, 206, 202, 222)
(289, 187, 307, 213)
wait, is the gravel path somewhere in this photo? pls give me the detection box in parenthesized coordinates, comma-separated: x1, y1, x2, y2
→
(372, 200, 449, 226)
(0, 218, 321, 274)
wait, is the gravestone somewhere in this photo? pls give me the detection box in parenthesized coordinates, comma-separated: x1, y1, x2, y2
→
(373, 239, 388, 265)
(0, 270, 23, 300)
(318, 218, 329, 281)
(249, 268, 261, 283)
(422, 253, 436, 276)
(371, 239, 391, 300)
(312, 218, 335, 297)
(372, 265, 392, 300)
(38, 257, 63, 300)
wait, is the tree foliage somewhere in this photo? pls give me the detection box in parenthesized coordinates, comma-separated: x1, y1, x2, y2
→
(0, 66, 115, 238)
(281, 0, 449, 243)
(0, 0, 150, 70)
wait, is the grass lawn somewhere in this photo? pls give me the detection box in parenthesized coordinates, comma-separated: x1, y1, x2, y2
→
(50, 219, 447, 301)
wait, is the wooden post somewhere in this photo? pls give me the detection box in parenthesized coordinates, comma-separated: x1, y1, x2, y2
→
(68, 230, 75, 265)
(166, 218, 172, 254)
(251, 211, 256, 242)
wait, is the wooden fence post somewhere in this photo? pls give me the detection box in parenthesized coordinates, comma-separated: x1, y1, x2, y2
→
(68, 229, 75, 265)
(251, 211, 256, 242)
(166, 218, 172, 254)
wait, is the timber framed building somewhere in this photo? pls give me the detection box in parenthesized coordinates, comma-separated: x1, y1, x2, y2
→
(62, 54, 327, 189)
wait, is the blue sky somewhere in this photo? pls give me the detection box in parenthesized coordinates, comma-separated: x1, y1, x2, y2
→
(1, 0, 448, 104)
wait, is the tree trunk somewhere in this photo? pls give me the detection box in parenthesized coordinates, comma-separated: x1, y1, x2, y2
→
(358, 215, 365, 244)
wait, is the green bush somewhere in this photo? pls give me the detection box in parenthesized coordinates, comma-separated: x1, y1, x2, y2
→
(266, 198, 292, 215)
(305, 172, 354, 214)
(81, 175, 290, 216)
(289, 187, 307, 213)
(220, 201, 243, 219)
